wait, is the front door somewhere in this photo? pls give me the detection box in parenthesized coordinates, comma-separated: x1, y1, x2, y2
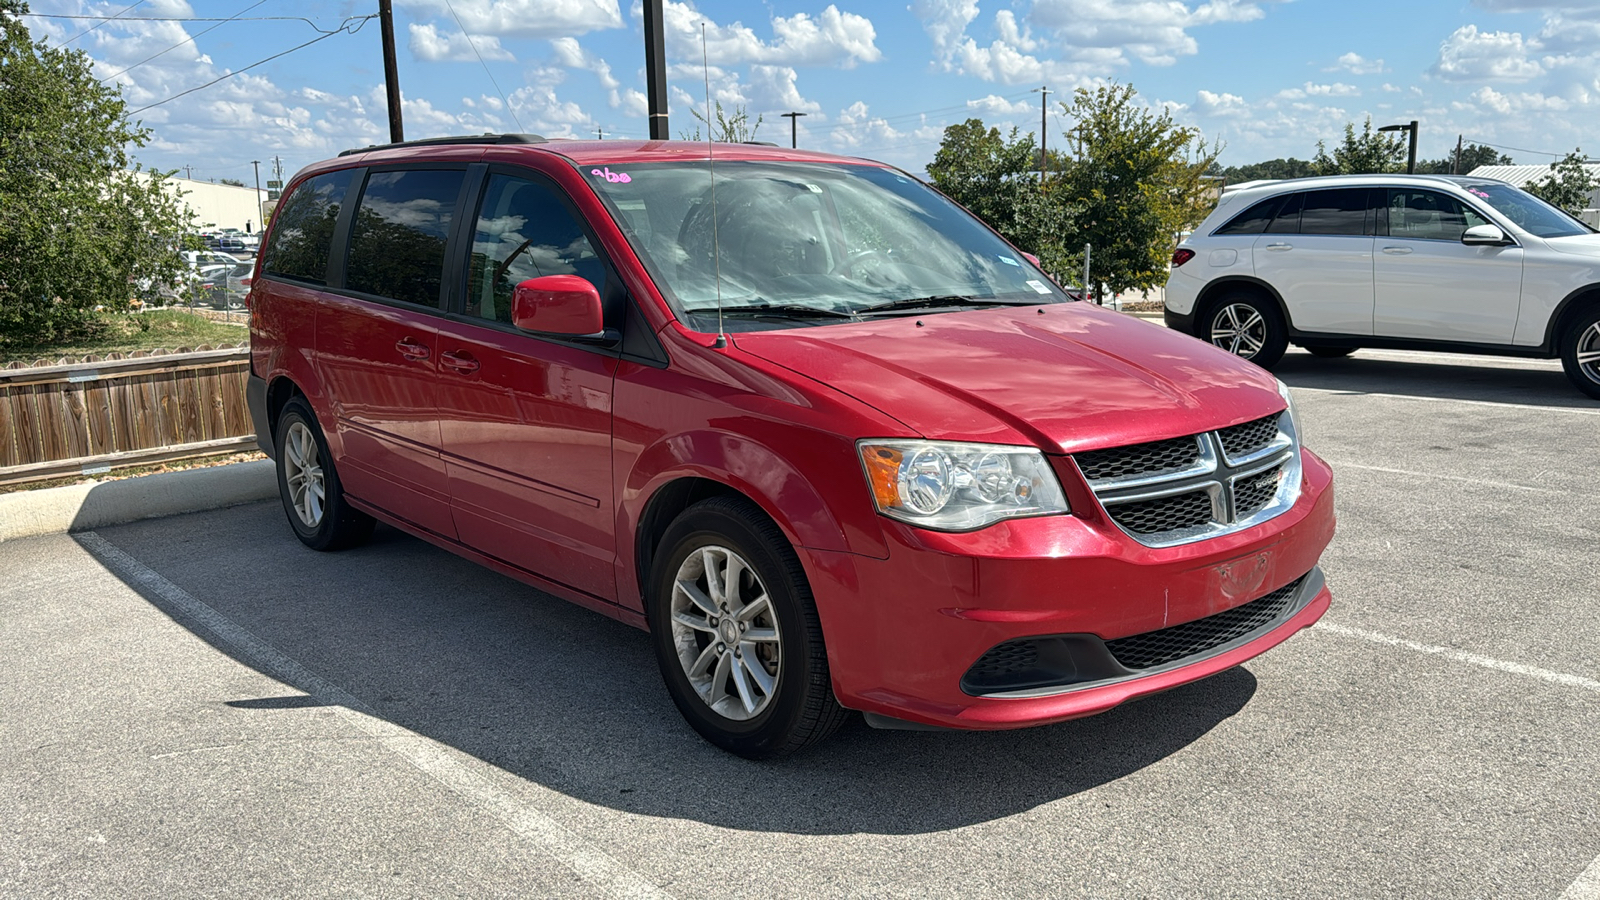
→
(435, 170, 619, 600)
(1373, 188, 1525, 343)
(1250, 188, 1377, 335)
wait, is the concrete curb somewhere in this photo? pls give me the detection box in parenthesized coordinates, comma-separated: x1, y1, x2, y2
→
(0, 460, 277, 543)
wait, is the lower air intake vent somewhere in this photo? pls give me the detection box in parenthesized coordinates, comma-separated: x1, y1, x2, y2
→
(1105, 577, 1305, 670)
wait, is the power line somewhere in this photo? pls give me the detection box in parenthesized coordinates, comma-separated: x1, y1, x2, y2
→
(439, 0, 524, 132)
(1461, 137, 1565, 159)
(55, 0, 144, 47)
(98, 0, 269, 84)
(128, 17, 374, 115)
(29, 13, 372, 29)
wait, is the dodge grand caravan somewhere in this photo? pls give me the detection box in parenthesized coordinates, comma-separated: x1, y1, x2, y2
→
(247, 134, 1336, 758)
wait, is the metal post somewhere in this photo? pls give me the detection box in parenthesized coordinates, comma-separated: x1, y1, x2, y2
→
(378, 0, 404, 143)
(1453, 134, 1463, 175)
(1082, 243, 1092, 304)
(780, 111, 806, 148)
(643, 0, 669, 140)
(251, 160, 262, 232)
(1407, 119, 1418, 175)
(1031, 86, 1051, 184)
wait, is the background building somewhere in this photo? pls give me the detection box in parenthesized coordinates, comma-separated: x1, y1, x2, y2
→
(135, 173, 269, 232)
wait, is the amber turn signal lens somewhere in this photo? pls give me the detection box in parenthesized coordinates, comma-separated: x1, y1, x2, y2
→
(860, 444, 904, 509)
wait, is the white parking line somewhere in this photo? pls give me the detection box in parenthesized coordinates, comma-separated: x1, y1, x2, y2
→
(76, 531, 674, 900)
(1292, 386, 1600, 416)
(1313, 622, 1600, 694)
(1319, 461, 1560, 494)
(1562, 854, 1600, 900)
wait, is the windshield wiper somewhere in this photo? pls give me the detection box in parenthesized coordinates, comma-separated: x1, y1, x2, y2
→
(711, 303, 860, 320)
(857, 294, 1037, 315)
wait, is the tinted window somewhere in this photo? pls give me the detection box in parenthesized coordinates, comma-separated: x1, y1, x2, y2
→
(1265, 192, 1304, 234)
(345, 169, 465, 307)
(1386, 189, 1489, 242)
(1214, 196, 1283, 235)
(261, 169, 353, 284)
(465, 174, 605, 324)
(1298, 189, 1371, 236)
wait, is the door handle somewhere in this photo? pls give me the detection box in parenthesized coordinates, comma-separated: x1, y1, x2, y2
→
(395, 338, 430, 360)
(1264, 242, 1292, 251)
(1382, 246, 1413, 255)
(440, 350, 480, 375)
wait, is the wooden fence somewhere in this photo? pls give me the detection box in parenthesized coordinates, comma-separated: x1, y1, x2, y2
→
(0, 345, 258, 485)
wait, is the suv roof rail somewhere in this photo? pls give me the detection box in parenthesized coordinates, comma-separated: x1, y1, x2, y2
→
(739, 141, 780, 147)
(338, 132, 548, 157)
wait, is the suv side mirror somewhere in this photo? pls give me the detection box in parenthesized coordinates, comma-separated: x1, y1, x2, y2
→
(512, 275, 604, 336)
(1462, 224, 1510, 246)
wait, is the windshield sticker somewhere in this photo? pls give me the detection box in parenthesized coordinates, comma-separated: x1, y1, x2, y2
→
(1468, 187, 1491, 199)
(591, 167, 632, 184)
(998, 255, 1020, 266)
(1025, 280, 1052, 294)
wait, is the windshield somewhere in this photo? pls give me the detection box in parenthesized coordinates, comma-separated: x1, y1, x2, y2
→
(1460, 182, 1594, 238)
(584, 160, 1069, 330)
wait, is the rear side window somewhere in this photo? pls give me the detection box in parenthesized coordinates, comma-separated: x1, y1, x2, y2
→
(1264, 192, 1304, 234)
(261, 169, 354, 285)
(464, 174, 606, 325)
(345, 169, 466, 307)
(1214, 196, 1282, 235)
(1298, 189, 1371, 236)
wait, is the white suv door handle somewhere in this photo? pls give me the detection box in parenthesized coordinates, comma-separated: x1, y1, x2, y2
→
(1382, 246, 1413, 255)
(1264, 242, 1292, 251)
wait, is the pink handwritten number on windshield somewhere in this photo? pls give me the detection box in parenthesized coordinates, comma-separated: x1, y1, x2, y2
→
(591, 167, 632, 183)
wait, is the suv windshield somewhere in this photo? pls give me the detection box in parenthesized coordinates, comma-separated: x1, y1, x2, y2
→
(585, 160, 1068, 330)
(1460, 182, 1594, 238)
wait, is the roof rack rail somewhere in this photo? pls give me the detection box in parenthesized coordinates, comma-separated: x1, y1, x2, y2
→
(338, 132, 548, 157)
(739, 141, 780, 147)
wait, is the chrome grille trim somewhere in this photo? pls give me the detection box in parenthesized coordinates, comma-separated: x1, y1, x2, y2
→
(1075, 409, 1302, 548)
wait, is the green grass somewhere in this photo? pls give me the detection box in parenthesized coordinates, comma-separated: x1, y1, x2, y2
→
(0, 309, 247, 366)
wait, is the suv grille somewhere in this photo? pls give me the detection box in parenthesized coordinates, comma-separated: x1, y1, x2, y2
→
(1073, 411, 1299, 547)
(1075, 435, 1200, 481)
(1105, 577, 1305, 669)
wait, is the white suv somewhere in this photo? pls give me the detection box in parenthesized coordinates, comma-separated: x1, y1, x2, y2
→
(1164, 174, 1600, 398)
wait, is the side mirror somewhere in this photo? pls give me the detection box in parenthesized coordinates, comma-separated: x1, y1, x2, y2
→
(1462, 224, 1509, 246)
(512, 275, 604, 336)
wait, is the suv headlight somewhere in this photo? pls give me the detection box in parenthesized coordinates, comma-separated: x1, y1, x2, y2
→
(857, 440, 1070, 531)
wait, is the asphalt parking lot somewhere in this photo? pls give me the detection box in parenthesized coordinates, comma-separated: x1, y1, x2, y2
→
(3, 345, 1598, 898)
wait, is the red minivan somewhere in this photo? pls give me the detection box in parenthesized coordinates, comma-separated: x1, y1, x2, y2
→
(246, 134, 1335, 758)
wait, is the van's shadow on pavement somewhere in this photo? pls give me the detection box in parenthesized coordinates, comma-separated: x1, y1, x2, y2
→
(1273, 348, 1598, 410)
(82, 504, 1257, 836)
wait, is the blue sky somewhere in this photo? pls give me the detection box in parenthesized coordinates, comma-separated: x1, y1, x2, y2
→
(21, 0, 1600, 183)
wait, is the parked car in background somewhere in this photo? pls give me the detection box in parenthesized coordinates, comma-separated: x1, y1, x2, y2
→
(1165, 173, 1600, 398)
(248, 134, 1336, 758)
(208, 233, 246, 253)
(222, 262, 252, 308)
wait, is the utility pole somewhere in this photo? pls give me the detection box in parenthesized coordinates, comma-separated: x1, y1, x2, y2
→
(378, 0, 404, 143)
(251, 160, 262, 232)
(1453, 134, 1463, 175)
(1031, 86, 1051, 184)
(183, 165, 193, 180)
(272, 156, 283, 182)
(643, 0, 668, 139)
(595, 126, 606, 140)
(780, 111, 806, 148)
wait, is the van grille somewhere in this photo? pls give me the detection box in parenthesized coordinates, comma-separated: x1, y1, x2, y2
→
(1075, 435, 1200, 481)
(1218, 414, 1282, 460)
(1107, 490, 1213, 535)
(1105, 577, 1306, 670)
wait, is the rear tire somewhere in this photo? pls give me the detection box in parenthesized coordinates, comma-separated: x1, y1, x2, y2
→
(647, 496, 848, 759)
(1560, 306, 1600, 400)
(1305, 346, 1356, 359)
(274, 396, 375, 551)
(1203, 291, 1288, 369)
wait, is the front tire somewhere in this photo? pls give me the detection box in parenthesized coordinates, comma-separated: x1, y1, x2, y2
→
(1559, 306, 1600, 400)
(1204, 292, 1288, 369)
(647, 496, 847, 759)
(274, 396, 375, 551)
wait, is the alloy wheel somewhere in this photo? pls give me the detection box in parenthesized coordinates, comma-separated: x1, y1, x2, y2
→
(1210, 303, 1267, 359)
(669, 545, 782, 721)
(1578, 321, 1600, 385)
(282, 421, 326, 528)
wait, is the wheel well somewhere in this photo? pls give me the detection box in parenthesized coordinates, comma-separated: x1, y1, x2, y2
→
(1194, 279, 1288, 331)
(634, 477, 752, 597)
(265, 377, 304, 443)
(1553, 288, 1600, 349)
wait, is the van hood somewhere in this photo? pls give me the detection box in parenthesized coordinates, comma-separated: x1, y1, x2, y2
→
(733, 303, 1286, 454)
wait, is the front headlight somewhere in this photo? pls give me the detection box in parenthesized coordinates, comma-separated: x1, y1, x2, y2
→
(857, 440, 1070, 531)
(1276, 379, 1304, 446)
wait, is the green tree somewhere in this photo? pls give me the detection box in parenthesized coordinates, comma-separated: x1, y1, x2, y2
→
(1216, 158, 1315, 183)
(1056, 82, 1221, 294)
(0, 0, 192, 348)
(219, 177, 245, 187)
(1524, 150, 1597, 216)
(1311, 118, 1406, 175)
(1415, 143, 1512, 175)
(926, 119, 1076, 276)
(679, 101, 763, 143)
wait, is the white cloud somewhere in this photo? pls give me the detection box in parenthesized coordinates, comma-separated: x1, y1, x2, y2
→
(1327, 52, 1386, 75)
(1430, 25, 1544, 82)
(407, 23, 513, 62)
(394, 0, 622, 38)
(660, 1, 881, 69)
(1029, 0, 1268, 66)
(911, 0, 980, 64)
(1195, 90, 1249, 118)
(967, 94, 1035, 116)
(745, 65, 822, 114)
